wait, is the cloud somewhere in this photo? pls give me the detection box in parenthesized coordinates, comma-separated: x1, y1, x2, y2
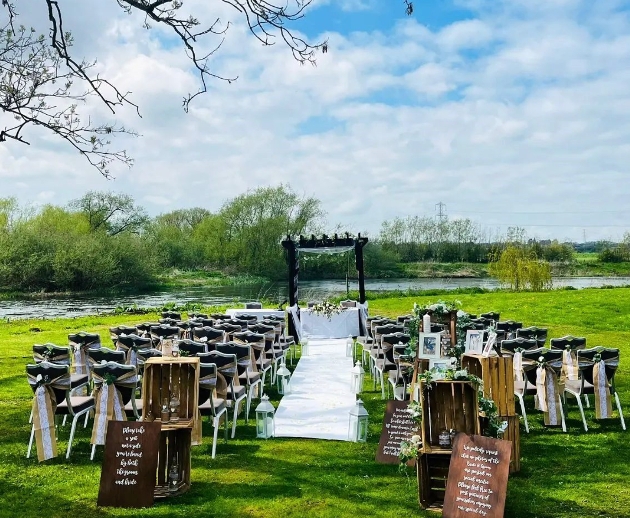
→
(2, 0, 630, 241)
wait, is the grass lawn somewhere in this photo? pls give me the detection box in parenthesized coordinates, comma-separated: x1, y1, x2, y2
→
(1, 288, 630, 517)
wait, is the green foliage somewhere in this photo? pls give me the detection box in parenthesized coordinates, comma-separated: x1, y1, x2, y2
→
(488, 245, 552, 291)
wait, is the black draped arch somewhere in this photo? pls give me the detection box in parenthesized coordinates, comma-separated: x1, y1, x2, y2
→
(281, 233, 369, 342)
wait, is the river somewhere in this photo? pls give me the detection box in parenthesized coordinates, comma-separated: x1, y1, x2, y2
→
(1, 277, 629, 320)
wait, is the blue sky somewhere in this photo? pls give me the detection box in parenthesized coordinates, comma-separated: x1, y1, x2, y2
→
(2, 0, 630, 242)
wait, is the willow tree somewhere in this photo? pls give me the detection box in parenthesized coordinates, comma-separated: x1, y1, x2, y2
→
(488, 245, 552, 291)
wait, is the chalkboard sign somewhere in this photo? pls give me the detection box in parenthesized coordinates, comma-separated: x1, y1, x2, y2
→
(97, 421, 162, 508)
(376, 400, 420, 464)
(442, 434, 512, 518)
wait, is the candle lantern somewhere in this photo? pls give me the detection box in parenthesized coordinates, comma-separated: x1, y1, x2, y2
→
(276, 360, 292, 395)
(301, 335, 310, 356)
(351, 361, 364, 394)
(348, 399, 369, 442)
(255, 395, 275, 439)
(345, 335, 354, 358)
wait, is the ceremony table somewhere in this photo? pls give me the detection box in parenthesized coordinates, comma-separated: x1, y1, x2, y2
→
(300, 308, 360, 338)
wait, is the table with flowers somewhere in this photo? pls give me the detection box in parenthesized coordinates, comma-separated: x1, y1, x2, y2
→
(300, 305, 360, 338)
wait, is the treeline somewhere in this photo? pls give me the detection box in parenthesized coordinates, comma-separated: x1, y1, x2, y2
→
(0, 186, 322, 291)
(0, 186, 595, 293)
(377, 216, 574, 263)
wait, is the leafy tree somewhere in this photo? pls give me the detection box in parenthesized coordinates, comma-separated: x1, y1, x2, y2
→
(488, 245, 552, 291)
(69, 191, 148, 235)
(219, 185, 323, 277)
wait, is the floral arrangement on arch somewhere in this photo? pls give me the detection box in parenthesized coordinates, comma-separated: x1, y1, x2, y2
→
(310, 300, 345, 319)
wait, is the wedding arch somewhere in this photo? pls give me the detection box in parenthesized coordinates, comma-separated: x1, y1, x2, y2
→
(281, 233, 369, 341)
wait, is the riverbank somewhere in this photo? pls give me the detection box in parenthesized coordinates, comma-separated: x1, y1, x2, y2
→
(1, 288, 629, 517)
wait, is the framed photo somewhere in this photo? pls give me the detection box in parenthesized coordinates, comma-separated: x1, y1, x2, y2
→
(482, 331, 497, 357)
(418, 332, 442, 360)
(465, 330, 484, 355)
(429, 358, 450, 371)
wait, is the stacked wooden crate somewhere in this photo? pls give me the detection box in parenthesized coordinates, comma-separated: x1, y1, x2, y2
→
(417, 380, 480, 510)
(142, 357, 200, 498)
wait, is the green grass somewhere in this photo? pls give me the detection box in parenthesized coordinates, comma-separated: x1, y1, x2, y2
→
(2, 289, 630, 517)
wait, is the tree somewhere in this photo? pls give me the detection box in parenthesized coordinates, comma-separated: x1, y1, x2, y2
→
(69, 191, 148, 235)
(488, 245, 552, 291)
(2, 1, 415, 174)
(219, 184, 323, 277)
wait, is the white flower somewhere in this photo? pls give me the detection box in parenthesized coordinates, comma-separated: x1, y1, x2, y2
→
(498, 421, 508, 434)
(538, 356, 545, 363)
(429, 304, 438, 311)
(411, 435, 421, 444)
(457, 310, 466, 317)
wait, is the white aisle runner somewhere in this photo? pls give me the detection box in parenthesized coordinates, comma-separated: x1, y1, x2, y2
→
(274, 338, 355, 441)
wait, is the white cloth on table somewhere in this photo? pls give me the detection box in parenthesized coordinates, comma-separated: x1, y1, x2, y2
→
(300, 308, 360, 339)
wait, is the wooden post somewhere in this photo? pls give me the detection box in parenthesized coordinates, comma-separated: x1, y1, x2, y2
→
(355, 234, 368, 336)
(282, 236, 299, 343)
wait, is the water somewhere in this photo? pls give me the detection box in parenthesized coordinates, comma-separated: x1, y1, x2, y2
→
(1, 277, 629, 320)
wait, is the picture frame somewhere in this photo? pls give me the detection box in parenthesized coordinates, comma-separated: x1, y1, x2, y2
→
(465, 330, 484, 355)
(429, 358, 451, 372)
(482, 331, 497, 357)
(417, 332, 442, 360)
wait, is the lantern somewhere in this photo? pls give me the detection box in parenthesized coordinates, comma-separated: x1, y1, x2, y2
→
(255, 395, 275, 439)
(351, 361, 364, 394)
(346, 335, 354, 358)
(276, 360, 291, 395)
(301, 334, 310, 356)
(348, 399, 369, 442)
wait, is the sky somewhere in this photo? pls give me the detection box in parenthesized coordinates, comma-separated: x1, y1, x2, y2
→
(2, 0, 630, 242)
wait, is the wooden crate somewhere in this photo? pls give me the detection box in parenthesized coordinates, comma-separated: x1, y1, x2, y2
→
(155, 429, 191, 498)
(142, 357, 200, 429)
(461, 354, 516, 416)
(419, 380, 480, 454)
(417, 452, 451, 510)
(478, 414, 521, 474)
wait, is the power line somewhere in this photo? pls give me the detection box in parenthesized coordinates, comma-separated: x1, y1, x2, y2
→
(453, 209, 630, 215)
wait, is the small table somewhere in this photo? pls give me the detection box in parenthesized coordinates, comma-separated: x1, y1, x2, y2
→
(225, 309, 285, 321)
(300, 308, 360, 338)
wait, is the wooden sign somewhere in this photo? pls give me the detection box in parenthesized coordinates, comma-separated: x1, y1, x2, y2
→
(442, 434, 512, 518)
(375, 400, 419, 464)
(97, 421, 162, 508)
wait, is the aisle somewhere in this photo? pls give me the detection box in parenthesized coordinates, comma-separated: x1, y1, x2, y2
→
(274, 338, 356, 441)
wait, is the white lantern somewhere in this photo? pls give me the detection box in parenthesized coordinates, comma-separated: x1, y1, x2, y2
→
(276, 361, 291, 395)
(301, 335, 310, 356)
(348, 399, 369, 442)
(351, 361, 364, 394)
(255, 395, 275, 439)
(346, 335, 354, 358)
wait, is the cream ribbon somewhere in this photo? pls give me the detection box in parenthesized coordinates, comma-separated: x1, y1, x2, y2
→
(90, 369, 137, 445)
(27, 370, 71, 462)
(115, 338, 140, 367)
(535, 365, 562, 426)
(593, 360, 613, 419)
(513, 351, 523, 381)
(562, 349, 578, 382)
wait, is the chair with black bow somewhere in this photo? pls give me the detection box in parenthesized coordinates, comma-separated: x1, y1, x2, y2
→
(26, 362, 95, 460)
(217, 341, 262, 421)
(90, 361, 142, 459)
(198, 351, 247, 438)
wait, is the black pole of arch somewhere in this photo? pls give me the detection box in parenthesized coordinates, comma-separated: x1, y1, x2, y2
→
(282, 236, 299, 342)
(355, 234, 369, 336)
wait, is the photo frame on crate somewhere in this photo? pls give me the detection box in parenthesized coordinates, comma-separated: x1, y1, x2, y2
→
(429, 358, 451, 373)
(465, 330, 484, 355)
(417, 333, 442, 360)
(482, 330, 497, 357)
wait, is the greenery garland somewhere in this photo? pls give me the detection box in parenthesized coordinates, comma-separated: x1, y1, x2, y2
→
(310, 301, 344, 319)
